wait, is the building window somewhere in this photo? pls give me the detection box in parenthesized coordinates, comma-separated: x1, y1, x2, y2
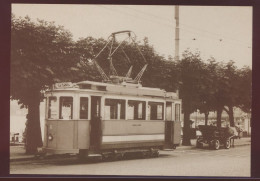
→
(59, 97, 73, 119)
(175, 103, 180, 121)
(148, 102, 164, 120)
(80, 97, 88, 119)
(105, 99, 125, 120)
(48, 97, 58, 119)
(127, 100, 146, 120)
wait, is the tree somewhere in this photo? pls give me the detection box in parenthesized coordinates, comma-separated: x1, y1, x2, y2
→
(236, 66, 252, 113)
(220, 61, 239, 126)
(221, 62, 252, 126)
(73, 37, 108, 82)
(205, 60, 228, 128)
(11, 15, 80, 153)
(177, 50, 207, 145)
(197, 59, 252, 128)
(199, 58, 226, 127)
(195, 58, 218, 126)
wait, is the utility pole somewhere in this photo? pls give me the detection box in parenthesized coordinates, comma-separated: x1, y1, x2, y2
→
(175, 5, 180, 61)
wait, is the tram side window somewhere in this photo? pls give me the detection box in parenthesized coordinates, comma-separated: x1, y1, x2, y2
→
(127, 100, 146, 120)
(105, 99, 125, 120)
(148, 102, 164, 120)
(80, 97, 88, 119)
(48, 97, 58, 119)
(175, 103, 180, 121)
(59, 97, 73, 119)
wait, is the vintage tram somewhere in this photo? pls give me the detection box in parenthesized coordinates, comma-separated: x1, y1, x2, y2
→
(42, 80, 182, 158)
(42, 31, 182, 159)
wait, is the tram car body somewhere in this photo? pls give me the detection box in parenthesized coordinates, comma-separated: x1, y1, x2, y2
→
(42, 81, 182, 156)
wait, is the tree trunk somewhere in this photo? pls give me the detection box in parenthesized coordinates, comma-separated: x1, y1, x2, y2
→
(25, 91, 43, 154)
(216, 108, 223, 128)
(182, 105, 191, 146)
(205, 112, 209, 126)
(228, 105, 235, 127)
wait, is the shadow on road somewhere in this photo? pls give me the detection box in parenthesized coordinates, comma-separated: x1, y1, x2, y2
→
(20, 153, 167, 166)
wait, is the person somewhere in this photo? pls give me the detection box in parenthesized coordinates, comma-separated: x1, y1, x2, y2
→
(236, 123, 242, 139)
(225, 124, 237, 147)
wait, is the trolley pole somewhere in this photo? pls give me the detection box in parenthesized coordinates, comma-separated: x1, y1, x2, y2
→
(175, 5, 180, 61)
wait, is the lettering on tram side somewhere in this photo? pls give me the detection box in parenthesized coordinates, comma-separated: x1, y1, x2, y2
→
(132, 124, 142, 126)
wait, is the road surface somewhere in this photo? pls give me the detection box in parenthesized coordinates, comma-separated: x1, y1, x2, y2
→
(10, 145, 250, 177)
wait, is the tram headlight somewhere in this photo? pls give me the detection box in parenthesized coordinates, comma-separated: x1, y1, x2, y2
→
(48, 134, 53, 141)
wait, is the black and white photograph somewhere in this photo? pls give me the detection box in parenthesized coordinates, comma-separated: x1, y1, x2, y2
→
(9, 4, 252, 177)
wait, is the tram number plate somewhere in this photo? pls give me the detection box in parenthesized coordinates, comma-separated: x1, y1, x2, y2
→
(132, 124, 141, 126)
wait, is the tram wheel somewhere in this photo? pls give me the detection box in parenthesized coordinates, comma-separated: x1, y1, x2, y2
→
(141, 151, 151, 159)
(196, 140, 203, 148)
(115, 153, 124, 160)
(101, 153, 111, 162)
(151, 150, 159, 157)
(102, 152, 117, 162)
(154, 150, 159, 157)
(78, 149, 88, 160)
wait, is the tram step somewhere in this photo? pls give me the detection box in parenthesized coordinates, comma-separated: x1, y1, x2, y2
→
(87, 154, 102, 157)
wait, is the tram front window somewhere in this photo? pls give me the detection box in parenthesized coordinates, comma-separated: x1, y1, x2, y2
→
(175, 103, 181, 121)
(80, 97, 88, 119)
(127, 100, 146, 120)
(48, 97, 58, 119)
(59, 97, 73, 119)
(105, 99, 125, 120)
(166, 102, 172, 121)
(148, 102, 164, 120)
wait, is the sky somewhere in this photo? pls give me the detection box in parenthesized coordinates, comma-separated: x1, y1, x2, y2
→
(11, 4, 252, 68)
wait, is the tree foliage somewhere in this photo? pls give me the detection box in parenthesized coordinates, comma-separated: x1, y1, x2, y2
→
(11, 15, 80, 153)
(176, 50, 251, 144)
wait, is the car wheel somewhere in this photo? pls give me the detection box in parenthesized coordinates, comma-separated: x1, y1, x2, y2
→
(224, 139, 231, 149)
(214, 139, 220, 150)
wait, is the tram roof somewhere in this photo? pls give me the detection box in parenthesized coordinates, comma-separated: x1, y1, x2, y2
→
(48, 80, 179, 99)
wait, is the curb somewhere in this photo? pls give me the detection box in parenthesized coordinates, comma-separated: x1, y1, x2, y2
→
(10, 156, 37, 162)
(10, 154, 77, 162)
(176, 142, 251, 151)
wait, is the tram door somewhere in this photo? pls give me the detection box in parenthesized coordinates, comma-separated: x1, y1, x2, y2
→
(90, 96, 101, 149)
(165, 102, 173, 146)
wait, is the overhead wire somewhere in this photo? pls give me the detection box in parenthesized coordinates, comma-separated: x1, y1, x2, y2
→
(111, 5, 251, 48)
(95, 5, 252, 64)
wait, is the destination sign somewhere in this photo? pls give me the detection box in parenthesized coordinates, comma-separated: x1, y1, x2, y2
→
(53, 82, 76, 89)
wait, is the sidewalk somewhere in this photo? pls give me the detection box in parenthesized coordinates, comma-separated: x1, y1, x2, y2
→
(10, 137, 251, 162)
(10, 146, 37, 162)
